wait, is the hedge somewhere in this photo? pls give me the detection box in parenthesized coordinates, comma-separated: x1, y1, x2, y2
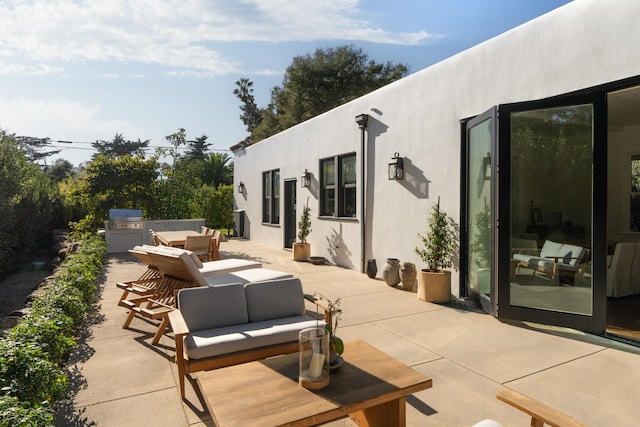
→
(0, 235, 106, 426)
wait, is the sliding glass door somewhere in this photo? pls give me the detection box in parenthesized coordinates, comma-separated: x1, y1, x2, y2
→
(497, 94, 606, 332)
(464, 94, 606, 332)
(464, 108, 496, 312)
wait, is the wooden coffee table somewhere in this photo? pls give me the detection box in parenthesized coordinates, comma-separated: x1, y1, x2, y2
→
(196, 340, 432, 427)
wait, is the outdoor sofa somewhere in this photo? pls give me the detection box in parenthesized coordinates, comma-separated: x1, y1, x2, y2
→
(168, 277, 328, 398)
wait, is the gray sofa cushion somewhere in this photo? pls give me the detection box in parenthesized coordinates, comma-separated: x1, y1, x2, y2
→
(198, 258, 262, 277)
(183, 316, 322, 360)
(204, 268, 293, 286)
(244, 278, 305, 322)
(177, 283, 248, 331)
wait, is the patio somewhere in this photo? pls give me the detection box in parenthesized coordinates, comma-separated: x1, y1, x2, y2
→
(58, 238, 640, 426)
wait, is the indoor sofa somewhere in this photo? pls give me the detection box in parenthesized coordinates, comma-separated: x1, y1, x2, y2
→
(513, 240, 587, 284)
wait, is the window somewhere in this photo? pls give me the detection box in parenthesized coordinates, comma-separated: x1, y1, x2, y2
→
(262, 169, 280, 224)
(320, 153, 356, 218)
(630, 154, 640, 231)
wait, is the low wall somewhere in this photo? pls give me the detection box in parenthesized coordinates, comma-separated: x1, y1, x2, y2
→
(104, 219, 206, 253)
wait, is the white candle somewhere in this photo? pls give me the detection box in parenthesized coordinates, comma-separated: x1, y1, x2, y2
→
(308, 352, 325, 379)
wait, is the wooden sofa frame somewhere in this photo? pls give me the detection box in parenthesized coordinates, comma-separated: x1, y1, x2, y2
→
(497, 389, 587, 427)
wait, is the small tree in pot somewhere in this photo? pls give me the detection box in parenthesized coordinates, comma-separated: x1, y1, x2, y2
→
(293, 201, 312, 261)
(415, 197, 456, 302)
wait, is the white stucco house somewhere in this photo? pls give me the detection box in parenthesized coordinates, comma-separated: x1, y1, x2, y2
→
(232, 0, 640, 338)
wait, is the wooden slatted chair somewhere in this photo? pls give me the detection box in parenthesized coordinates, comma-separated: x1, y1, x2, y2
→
(210, 230, 222, 261)
(184, 234, 213, 262)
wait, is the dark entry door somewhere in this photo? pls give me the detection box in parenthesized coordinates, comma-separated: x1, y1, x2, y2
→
(284, 180, 297, 248)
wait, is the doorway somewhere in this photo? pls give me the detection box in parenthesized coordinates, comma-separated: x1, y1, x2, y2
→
(605, 85, 640, 342)
(284, 180, 297, 249)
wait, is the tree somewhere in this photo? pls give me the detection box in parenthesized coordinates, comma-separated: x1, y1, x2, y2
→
(203, 152, 233, 187)
(92, 133, 149, 158)
(14, 135, 61, 162)
(47, 158, 74, 183)
(79, 154, 159, 227)
(246, 45, 409, 141)
(184, 134, 212, 161)
(233, 78, 262, 136)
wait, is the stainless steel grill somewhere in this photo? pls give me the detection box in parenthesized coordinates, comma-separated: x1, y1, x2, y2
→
(109, 209, 143, 231)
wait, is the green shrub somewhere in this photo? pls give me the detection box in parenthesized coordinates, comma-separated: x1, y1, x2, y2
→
(31, 283, 87, 323)
(0, 395, 54, 426)
(0, 235, 106, 426)
(0, 339, 67, 403)
(11, 308, 76, 363)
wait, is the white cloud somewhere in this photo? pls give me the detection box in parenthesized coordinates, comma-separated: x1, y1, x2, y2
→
(0, 97, 157, 164)
(0, 0, 438, 75)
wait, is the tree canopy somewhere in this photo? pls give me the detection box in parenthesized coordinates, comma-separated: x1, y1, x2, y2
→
(92, 133, 150, 158)
(235, 45, 409, 142)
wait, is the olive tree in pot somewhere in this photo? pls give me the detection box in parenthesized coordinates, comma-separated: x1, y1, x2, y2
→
(293, 202, 312, 261)
(415, 197, 457, 302)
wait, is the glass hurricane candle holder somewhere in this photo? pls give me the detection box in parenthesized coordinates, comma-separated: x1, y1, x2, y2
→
(298, 326, 330, 390)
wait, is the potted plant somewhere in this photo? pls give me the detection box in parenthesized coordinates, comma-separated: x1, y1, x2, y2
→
(293, 201, 312, 261)
(314, 293, 344, 366)
(415, 197, 457, 302)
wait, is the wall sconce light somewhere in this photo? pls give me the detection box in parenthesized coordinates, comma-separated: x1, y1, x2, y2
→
(388, 152, 404, 180)
(301, 169, 311, 188)
(238, 181, 245, 193)
(355, 113, 369, 129)
(482, 153, 491, 180)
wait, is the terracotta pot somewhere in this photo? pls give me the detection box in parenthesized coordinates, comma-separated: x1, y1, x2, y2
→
(293, 242, 310, 261)
(400, 262, 417, 291)
(381, 258, 401, 287)
(417, 269, 452, 302)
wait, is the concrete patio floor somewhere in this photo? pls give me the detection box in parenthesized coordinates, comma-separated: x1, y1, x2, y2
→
(58, 239, 640, 426)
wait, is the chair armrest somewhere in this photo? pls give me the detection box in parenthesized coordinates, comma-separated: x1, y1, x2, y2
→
(497, 389, 587, 427)
(304, 294, 331, 323)
(168, 309, 190, 337)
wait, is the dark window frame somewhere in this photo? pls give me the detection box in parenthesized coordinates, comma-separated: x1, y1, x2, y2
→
(320, 153, 356, 218)
(262, 169, 280, 224)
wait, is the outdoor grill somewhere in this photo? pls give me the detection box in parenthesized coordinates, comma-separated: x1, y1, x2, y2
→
(108, 209, 143, 231)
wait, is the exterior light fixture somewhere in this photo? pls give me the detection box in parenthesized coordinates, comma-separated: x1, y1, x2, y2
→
(238, 181, 245, 193)
(482, 152, 491, 180)
(388, 152, 404, 180)
(355, 113, 369, 129)
(301, 169, 311, 188)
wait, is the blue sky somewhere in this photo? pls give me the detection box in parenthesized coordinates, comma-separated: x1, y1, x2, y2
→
(0, 0, 572, 166)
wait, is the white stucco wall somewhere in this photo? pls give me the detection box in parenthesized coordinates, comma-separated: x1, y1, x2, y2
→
(233, 0, 640, 294)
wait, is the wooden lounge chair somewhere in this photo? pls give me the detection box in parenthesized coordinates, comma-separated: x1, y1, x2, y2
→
(119, 274, 193, 344)
(116, 248, 164, 302)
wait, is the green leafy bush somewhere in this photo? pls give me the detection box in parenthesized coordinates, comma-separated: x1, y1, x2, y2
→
(0, 395, 54, 426)
(0, 235, 106, 426)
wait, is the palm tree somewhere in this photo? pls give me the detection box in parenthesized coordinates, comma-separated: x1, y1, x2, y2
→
(203, 152, 233, 187)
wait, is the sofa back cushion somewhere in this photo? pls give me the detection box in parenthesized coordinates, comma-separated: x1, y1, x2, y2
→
(539, 240, 563, 258)
(245, 278, 305, 323)
(558, 244, 586, 267)
(177, 283, 248, 331)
